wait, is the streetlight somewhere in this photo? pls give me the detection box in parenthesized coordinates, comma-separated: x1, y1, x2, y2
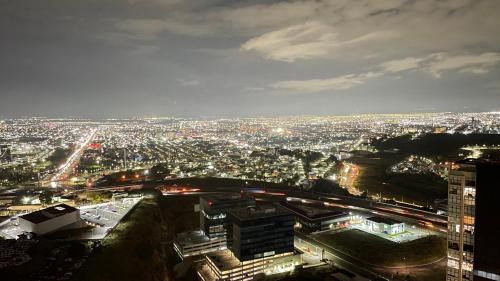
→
(22, 196, 30, 205)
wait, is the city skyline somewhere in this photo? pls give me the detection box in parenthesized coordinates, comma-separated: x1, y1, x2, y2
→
(1, 0, 500, 118)
(1, 2, 500, 280)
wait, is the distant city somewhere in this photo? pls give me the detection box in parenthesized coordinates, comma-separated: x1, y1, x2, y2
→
(1, 112, 499, 191)
(0, 112, 499, 281)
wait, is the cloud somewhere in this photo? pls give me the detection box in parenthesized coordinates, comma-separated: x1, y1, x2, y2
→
(485, 80, 500, 90)
(267, 50, 500, 95)
(115, 19, 167, 40)
(241, 21, 396, 62)
(380, 57, 427, 72)
(111, 0, 500, 63)
(243, 87, 266, 92)
(213, 1, 322, 31)
(459, 67, 489, 75)
(129, 44, 161, 55)
(177, 79, 200, 86)
(235, 0, 499, 62)
(271, 72, 383, 93)
(128, 0, 182, 5)
(115, 18, 215, 39)
(427, 52, 500, 77)
(379, 52, 500, 77)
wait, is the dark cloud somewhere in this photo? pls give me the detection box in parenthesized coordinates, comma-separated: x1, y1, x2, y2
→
(0, 0, 499, 118)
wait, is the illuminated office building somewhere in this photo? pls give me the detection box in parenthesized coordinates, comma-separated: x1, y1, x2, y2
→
(446, 159, 500, 281)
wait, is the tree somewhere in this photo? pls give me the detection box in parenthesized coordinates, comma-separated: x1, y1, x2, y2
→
(39, 189, 54, 205)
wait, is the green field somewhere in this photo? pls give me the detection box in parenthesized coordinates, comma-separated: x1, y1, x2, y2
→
(316, 229, 446, 267)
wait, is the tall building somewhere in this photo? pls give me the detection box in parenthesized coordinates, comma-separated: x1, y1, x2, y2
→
(174, 194, 255, 259)
(227, 204, 295, 261)
(198, 204, 300, 281)
(200, 194, 256, 238)
(446, 159, 500, 281)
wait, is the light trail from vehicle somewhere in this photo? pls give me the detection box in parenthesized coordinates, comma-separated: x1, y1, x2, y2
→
(50, 128, 98, 186)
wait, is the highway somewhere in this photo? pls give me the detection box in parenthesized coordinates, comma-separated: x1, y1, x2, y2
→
(289, 192, 447, 232)
(49, 128, 98, 187)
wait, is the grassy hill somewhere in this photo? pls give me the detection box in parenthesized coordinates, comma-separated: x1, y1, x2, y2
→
(73, 193, 200, 281)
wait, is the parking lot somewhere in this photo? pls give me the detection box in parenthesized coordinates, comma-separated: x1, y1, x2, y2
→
(76, 197, 142, 239)
(0, 216, 25, 239)
(0, 197, 142, 240)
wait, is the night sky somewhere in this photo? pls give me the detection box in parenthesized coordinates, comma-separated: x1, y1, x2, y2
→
(1, 0, 499, 118)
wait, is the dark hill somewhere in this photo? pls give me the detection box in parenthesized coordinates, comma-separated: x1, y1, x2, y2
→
(373, 133, 500, 159)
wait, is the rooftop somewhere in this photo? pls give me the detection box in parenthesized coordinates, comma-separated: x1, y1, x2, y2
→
(201, 193, 254, 204)
(20, 204, 78, 224)
(228, 204, 292, 222)
(366, 216, 402, 225)
(206, 249, 242, 270)
(175, 230, 224, 246)
(280, 201, 348, 220)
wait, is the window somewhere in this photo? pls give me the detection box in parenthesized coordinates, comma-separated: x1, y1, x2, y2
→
(463, 244, 473, 252)
(448, 242, 459, 250)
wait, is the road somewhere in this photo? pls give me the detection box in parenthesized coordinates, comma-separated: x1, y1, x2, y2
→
(48, 128, 98, 187)
(338, 162, 360, 195)
(289, 192, 447, 232)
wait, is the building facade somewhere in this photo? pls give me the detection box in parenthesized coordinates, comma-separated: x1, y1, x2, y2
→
(280, 201, 353, 232)
(200, 194, 256, 239)
(19, 204, 81, 235)
(198, 204, 300, 281)
(446, 159, 500, 281)
(364, 216, 405, 235)
(199, 250, 299, 281)
(174, 194, 255, 260)
(173, 230, 227, 259)
(227, 205, 295, 261)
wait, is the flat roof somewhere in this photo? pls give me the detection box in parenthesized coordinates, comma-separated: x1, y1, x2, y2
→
(175, 230, 224, 247)
(201, 193, 254, 204)
(280, 201, 348, 220)
(206, 249, 242, 270)
(228, 204, 292, 221)
(366, 216, 402, 225)
(20, 204, 78, 224)
(455, 158, 479, 165)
